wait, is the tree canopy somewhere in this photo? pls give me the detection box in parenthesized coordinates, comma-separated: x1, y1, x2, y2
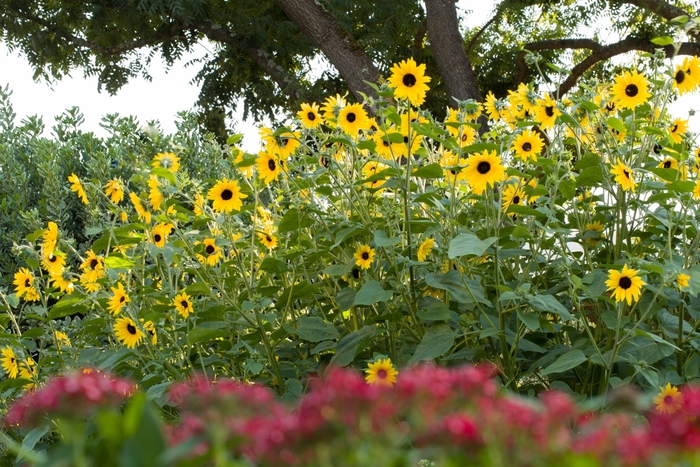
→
(1, 0, 699, 135)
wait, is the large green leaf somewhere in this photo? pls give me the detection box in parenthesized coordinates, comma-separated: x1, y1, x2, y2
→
(408, 324, 456, 364)
(541, 349, 587, 375)
(294, 316, 340, 342)
(448, 233, 497, 259)
(354, 280, 393, 306)
(526, 294, 574, 320)
(48, 293, 87, 319)
(330, 326, 377, 366)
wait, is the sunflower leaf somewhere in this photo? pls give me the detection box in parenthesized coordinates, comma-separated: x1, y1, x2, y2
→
(330, 325, 377, 366)
(408, 324, 456, 364)
(541, 349, 587, 375)
(448, 233, 497, 258)
(354, 280, 393, 306)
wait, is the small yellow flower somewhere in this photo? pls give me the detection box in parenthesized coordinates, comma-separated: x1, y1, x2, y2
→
(605, 264, 645, 305)
(173, 291, 193, 319)
(365, 358, 399, 387)
(417, 238, 435, 262)
(653, 383, 684, 415)
(68, 173, 88, 204)
(677, 273, 691, 290)
(354, 245, 376, 270)
(105, 179, 124, 204)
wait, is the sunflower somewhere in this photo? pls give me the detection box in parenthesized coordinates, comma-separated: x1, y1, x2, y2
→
(684, 56, 700, 88)
(387, 58, 431, 106)
(512, 130, 544, 163)
(1, 347, 19, 378)
(502, 184, 526, 213)
(417, 237, 435, 262)
(173, 291, 193, 319)
(50, 269, 75, 294)
(13, 268, 34, 299)
(144, 321, 157, 345)
(605, 264, 646, 305)
(694, 180, 700, 200)
(362, 161, 390, 191)
(68, 173, 88, 204)
(114, 317, 145, 349)
(372, 128, 398, 159)
(147, 175, 163, 211)
(233, 148, 255, 178)
(610, 159, 636, 192)
(463, 150, 506, 195)
(193, 193, 207, 216)
(104, 179, 124, 204)
(298, 102, 323, 129)
(208, 179, 247, 214)
(658, 156, 679, 171)
(152, 152, 180, 173)
(18, 357, 37, 389)
(669, 119, 689, 144)
(677, 273, 691, 290)
(24, 287, 41, 302)
(653, 383, 684, 415)
(80, 273, 101, 293)
(673, 57, 699, 95)
(258, 230, 278, 250)
(445, 109, 477, 147)
(55, 330, 71, 348)
(41, 251, 65, 274)
(257, 151, 284, 184)
(150, 223, 170, 248)
(259, 127, 300, 158)
(42, 221, 59, 256)
(365, 358, 399, 387)
(610, 70, 651, 109)
(533, 94, 561, 129)
(80, 250, 105, 282)
(482, 91, 505, 121)
(441, 151, 467, 185)
(196, 238, 223, 266)
(130, 192, 152, 223)
(584, 221, 605, 247)
(338, 103, 371, 137)
(354, 244, 376, 270)
(108, 282, 129, 315)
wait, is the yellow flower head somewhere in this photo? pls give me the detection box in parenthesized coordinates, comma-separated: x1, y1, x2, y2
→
(653, 383, 684, 415)
(258, 230, 278, 250)
(677, 273, 691, 290)
(669, 119, 689, 144)
(463, 150, 506, 195)
(605, 264, 646, 305)
(673, 57, 699, 95)
(173, 291, 193, 319)
(130, 192, 152, 223)
(257, 151, 284, 184)
(13, 268, 34, 299)
(42, 221, 59, 256)
(68, 173, 88, 204)
(298, 102, 323, 129)
(196, 238, 223, 266)
(388, 58, 431, 106)
(354, 244, 376, 270)
(152, 152, 180, 173)
(338, 103, 371, 137)
(105, 179, 124, 204)
(610, 70, 651, 109)
(417, 237, 435, 262)
(147, 175, 163, 211)
(610, 159, 636, 192)
(108, 282, 129, 315)
(259, 127, 300, 158)
(512, 129, 544, 163)
(114, 317, 145, 349)
(533, 93, 561, 130)
(1, 347, 19, 379)
(365, 358, 399, 387)
(207, 179, 247, 213)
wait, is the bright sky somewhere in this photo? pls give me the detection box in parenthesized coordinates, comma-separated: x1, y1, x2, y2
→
(0, 2, 696, 153)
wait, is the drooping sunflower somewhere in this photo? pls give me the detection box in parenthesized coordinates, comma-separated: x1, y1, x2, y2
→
(257, 151, 284, 184)
(354, 245, 376, 270)
(416, 238, 435, 262)
(365, 358, 399, 387)
(338, 103, 371, 137)
(653, 383, 684, 415)
(13, 268, 34, 299)
(673, 57, 699, 95)
(147, 175, 163, 211)
(152, 152, 180, 173)
(482, 91, 502, 121)
(677, 273, 691, 290)
(298, 102, 323, 129)
(24, 287, 41, 302)
(68, 173, 88, 204)
(196, 238, 223, 266)
(533, 94, 561, 129)
(144, 321, 157, 345)
(1, 347, 19, 378)
(80, 250, 105, 282)
(610, 159, 636, 192)
(610, 70, 651, 109)
(42, 221, 59, 256)
(173, 291, 193, 319)
(130, 192, 152, 223)
(105, 179, 124, 204)
(462, 150, 506, 195)
(151, 223, 170, 248)
(258, 230, 278, 250)
(605, 264, 646, 305)
(668, 118, 689, 144)
(50, 269, 75, 295)
(387, 58, 431, 106)
(584, 221, 605, 247)
(114, 317, 145, 349)
(512, 130, 544, 163)
(108, 282, 130, 315)
(207, 179, 247, 214)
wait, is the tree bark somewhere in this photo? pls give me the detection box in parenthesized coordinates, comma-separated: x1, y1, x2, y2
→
(424, 0, 483, 105)
(274, 0, 379, 103)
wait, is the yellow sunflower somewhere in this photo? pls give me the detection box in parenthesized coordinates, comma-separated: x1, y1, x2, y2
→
(80, 250, 105, 282)
(653, 383, 684, 415)
(694, 180, 700, 199)
(257, 151, 284, 184)
(441, 150, 467, 185)
(1, 347, 19, 378)
(105, 179, 124, 204)
(42, 221, 59, 256)
(533, 94, 561, 129)
(42, 251, 65, 274)
(130, 192, 152, 223)
(13, 268, 34, 299)
(298, 102, 323, 129)
(362, 161, 390, 191)
(669, 119, 689, 144)
(144, 321, 157, 345)
(512, 130, 544, 163)
(24, 287, 41, 302)
(684, 56, 700, 89)
(18, 357, 37, 389)
(114, 317, 145, 349)
(259, 127, 300, 158)
(207, 179, 247, 213)
(338, 103, 371, 137)
(173, 291, 193, 318)
(80, 272, 101, 293)
(677, 273, 691, 290)
(501, 184, 526, 213)
(673, 57, 699, 95)
(610, 159, 636, 192)
(108, 282, 129, 315)
(321, 93, 347, 121)
(584, 221, 605, 247)
(50, 269, 75, 295)
(610, 70, 651, 109)
(482, 91, 502, 121)
(605, 264, 645, 305)
(372, 128, 398, 159)
(658, 156, 679, 171)
(151, 223, 171, 248)
(463, 150, 506, 195)
(365, 358, 399, 387)
(354, 244, 376, 270)
(54, 331, 71, 348)
(258, 230, 278, 250)
(68, 173, 88, 204)
(147, 175, 163, 211)
(152, 152, 180, 173)
(196, 238, 223, 266)
(388, 58, 431, 106)
(417, 238, 435, 262)
(193, 193, 207, 216)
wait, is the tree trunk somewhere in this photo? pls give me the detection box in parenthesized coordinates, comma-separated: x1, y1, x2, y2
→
(274, 0, 380, 103)
(424, 0, 483, 105)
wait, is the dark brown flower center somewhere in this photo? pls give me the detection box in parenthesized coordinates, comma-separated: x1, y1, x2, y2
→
(477, 161, 491, 174)
(24, 278, 31, 287)
(671, 124, 678, 133)
(404, 136, 409, 144)
(320, 155, 329, 167)
(461, 134, 468, 142)
(402, 74, 417, 87)
(126, 323, 137, 335)
(513, 195, 520, 204)
(206, 244, 216, 254)
(653, 144, 662, 154)
(545, 106, 554, 117)
(268, 158, 277, 171)
(605, 102, 616, 112)
(346, 112, 356, 123)
(221, 189, 233, 200)
(48, 255, 57, 263)
(119, 295, 125, 303)
(623, 170, 631, 179)
(181, 300, 189, 309)
(383, 140, 390, 147)
(522, 142, 532, 152)
(352, 268, 361, 279)
(90, 259, 98, 269)
(664, 160, 672, 169)
(618, 276, 632, 289)
(279, 138, 289, 147)
(625, 84, 638, 97)
(154, 234, 162, 242)
(676, 70, 686, 84)
(307, 112, 316, 121)
(361, 252, 369, 260)
(266, 235, 272, 242)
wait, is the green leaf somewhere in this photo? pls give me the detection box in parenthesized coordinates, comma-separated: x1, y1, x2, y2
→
(188, 322, 229, 344)
(354, 280, 393, 306)
(576, 166, 604, 187)
(541, 349, 587, 375)
(16, 425, 50, 464)
(559, 179, 576, 200)
(323, 264, 353, 277)
(278, 208, 315, 234)
(373, 230, 401, 247)
(48, 293, 87, 319)
(184, 282, 211, 296)
(651, 36, 674, 46)
(412, 163, 444, 178)
(105, 255, 136, 270)
(294, 316, 340, 342)
(448, 233, 497, 259)
(517, 310, 540, 332)
(667, 180, 695, 193)
(408, 324, 456, 364)
(227, 133, 243, 145)
(606, 117, 626, 133)
(511, 226, 532, 239)
(330, 326, 377, 366)
(417, 301, 451, 321)
(336, 288, 356, 310)
(686, 265, 700, 296)
(526, 294, 574, 320)
(425, 271, 489, 305)
(119, 393, 166, 467)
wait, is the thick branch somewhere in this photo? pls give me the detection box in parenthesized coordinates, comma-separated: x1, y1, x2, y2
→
(424, 0, 483, 105)
(617, 0, 699, 39)
(274, 0, 379, 103)
(516, 37, 700, 97)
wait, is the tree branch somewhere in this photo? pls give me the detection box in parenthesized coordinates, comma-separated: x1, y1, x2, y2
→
(616, 0, 699, 39)
(465, 7, 502, 56)
(516, 37, 700, 97)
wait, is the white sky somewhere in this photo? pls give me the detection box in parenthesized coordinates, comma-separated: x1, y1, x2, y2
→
(0, 2, 697, 153)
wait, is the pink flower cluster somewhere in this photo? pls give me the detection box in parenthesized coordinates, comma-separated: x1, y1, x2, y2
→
(3, 370, 133, 427)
